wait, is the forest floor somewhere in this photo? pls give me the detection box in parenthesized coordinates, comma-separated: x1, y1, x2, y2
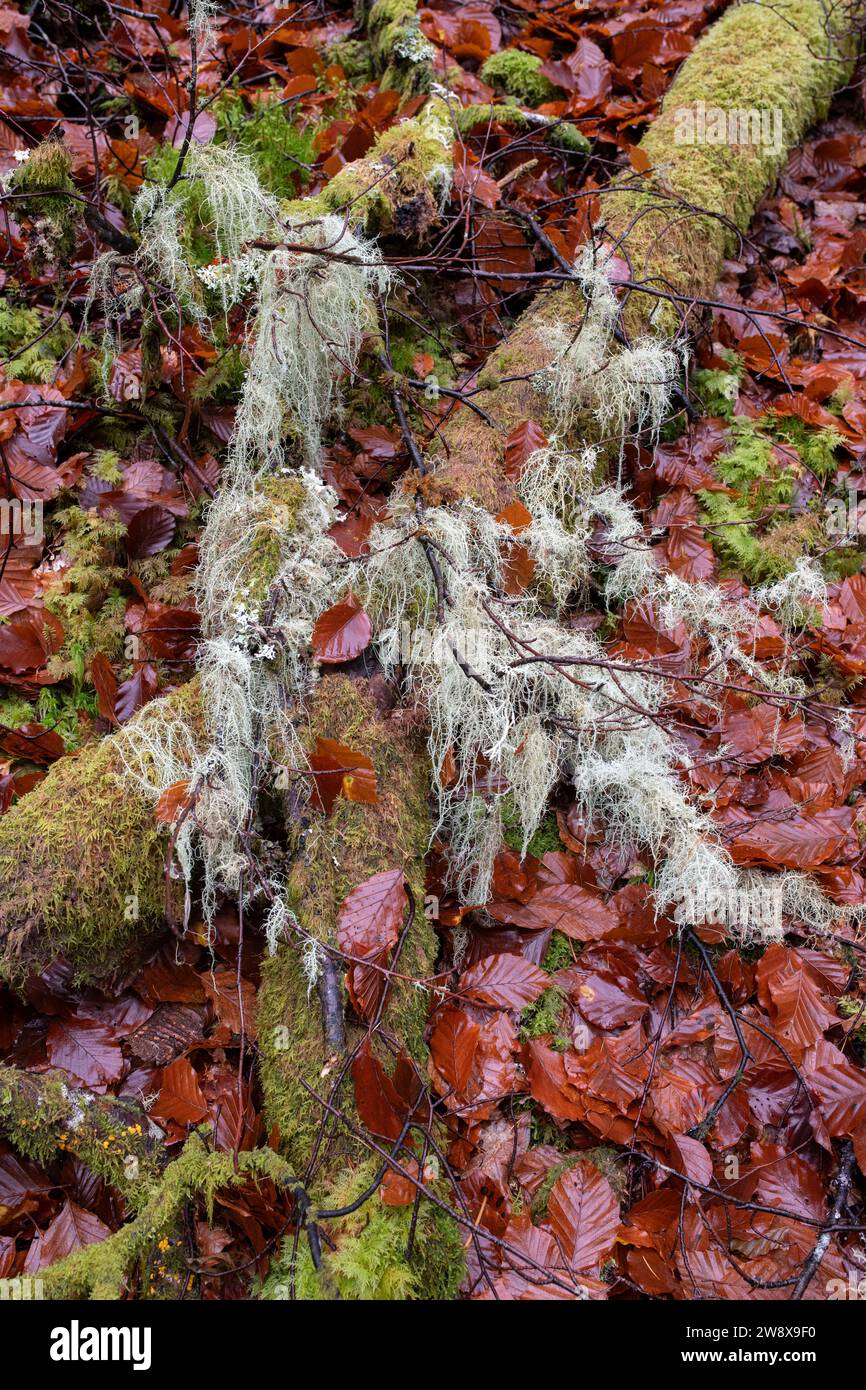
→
(1, 0, 865, 1301)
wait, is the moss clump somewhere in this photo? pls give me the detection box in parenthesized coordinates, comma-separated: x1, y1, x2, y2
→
(41, 1132, 295, 1299)
(0, 693, 35, 728)
(0, 682, 203, 986)
(698, 416, 836, 583)
(10, 139, 76, 269)
(0, 1066, 159, 1209)
(213, 86, 318, 198)
(520, 986, 568, 1047)
(43, 507, 127, 685)
(262, 1159, 464, 1301)
(542, 930, 575, 973)
(502, 792, 560, 858)
(0, 295, 72, 383)
(295, 97, 452, 240)
(328, 38, 374, 83)
(369, 0, 435, 97)
(480, 50, 561, 107)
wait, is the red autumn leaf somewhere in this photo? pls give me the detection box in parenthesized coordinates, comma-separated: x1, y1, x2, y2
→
(0, 721, 65, 764)
(558, 964, 648, 1030)
(45, 1020, 124, 1092)
(0, 615, 47, 674)
(804, 1040, 866, 1137)
(487, 883, 619, 939)
(459, 954, 548, 1011)
(429, 1007, 481, 1096)
(756, 945, 837, 1048)
(453, 159, 501, 209)
(150, 1056, 208, 1127)
(114, 662, 158, 723)
(496, 499, 532, 534)
(670, 1134, 714, 1188)
(154, 779, 192, 825)
(338, 868, 406, 1021)
(90, 651, 118, 725)
(504, 420, 548, 479)
(312, 592, 372, 664)
(308, 736, 378, 815)
(727, 808, 855, 870)
(352, 1039, 421, 1141)
(546, 1164, 620, 1272)
(23, 1201, 111, 1273)
(125, 504, 176, 559)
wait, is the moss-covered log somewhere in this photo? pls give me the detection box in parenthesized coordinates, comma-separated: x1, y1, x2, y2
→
(0, 680, 203, 987)
(39, 1133, 296, 1299)
(0, 1066, 161, 1208)
(432, 0, 859, 512)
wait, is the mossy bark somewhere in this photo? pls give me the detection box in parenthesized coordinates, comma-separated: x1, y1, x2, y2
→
(39, 1133, 295, 1299)
(0, 1066, 160, 1209)
(0, 679, 202, 987)
(431, 0, 860, 510)
(259, 674, 434, 1166)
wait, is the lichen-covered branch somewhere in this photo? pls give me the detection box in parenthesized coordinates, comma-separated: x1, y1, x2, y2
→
(0, 1066, 160, 1208)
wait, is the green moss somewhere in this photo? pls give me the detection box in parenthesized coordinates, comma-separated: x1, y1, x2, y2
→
(10, 139, 76, 268)
(0, 1066, 159, 1210)
(501, 793, 560, 859)
(480, 50, 561, 108)
(0, 693, 35, 728)
(327, 38, 374, 83)
(0, 683, 202, 985)
(369, 0, 435, 97)
(698, 416, 835, 583)
(259, 675, 434, 1166)
(542, 930, 575, 973)
(520, 986, 568, 1047)
(213, 85, 318, 198)
(262, 1159, 463, 1301)
(0, 295, 72, 383)
(42, 507, 127, 684)
(36, 686, 99, 752)
(41, 1132, 295, 1299)
(299, 97, 451, 239)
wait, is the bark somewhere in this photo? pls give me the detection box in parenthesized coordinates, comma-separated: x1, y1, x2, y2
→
(0, 0, 859, 1298)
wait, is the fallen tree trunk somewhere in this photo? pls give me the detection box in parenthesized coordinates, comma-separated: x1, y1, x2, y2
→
(0, 0, 859, 1299)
